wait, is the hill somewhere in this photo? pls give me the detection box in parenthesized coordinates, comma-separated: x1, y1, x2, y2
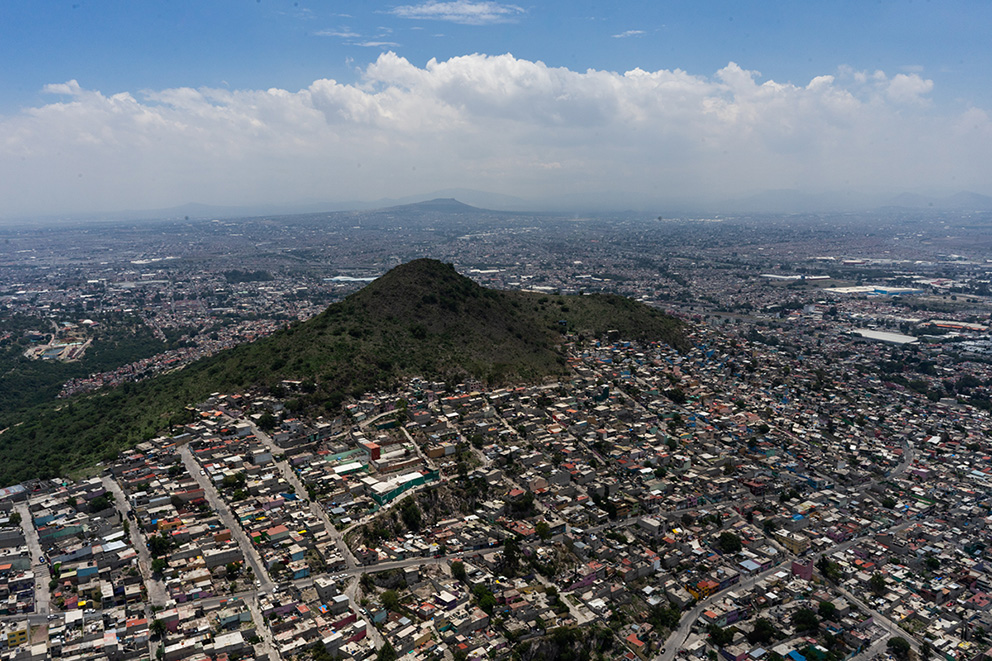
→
(380, 198, 482, 213)
(0, 259, 685, 485)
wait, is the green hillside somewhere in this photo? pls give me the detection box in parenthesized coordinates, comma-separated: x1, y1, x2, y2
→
(0, 259, 685, 485)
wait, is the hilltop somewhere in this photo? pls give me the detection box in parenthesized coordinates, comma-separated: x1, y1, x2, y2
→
(0, 259, 685, 484)
(381, 198, 482, 213)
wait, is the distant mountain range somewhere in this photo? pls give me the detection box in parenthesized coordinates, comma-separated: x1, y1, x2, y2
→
(6, 188, 992, 224)
(1, 189, 535, 224)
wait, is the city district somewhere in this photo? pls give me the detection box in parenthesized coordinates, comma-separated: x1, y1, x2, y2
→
(0, 323, 990, 661)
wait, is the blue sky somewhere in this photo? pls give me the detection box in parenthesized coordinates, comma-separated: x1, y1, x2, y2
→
(2, 1, 991, 216)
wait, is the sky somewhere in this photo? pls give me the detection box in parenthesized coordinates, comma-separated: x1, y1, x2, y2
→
(2, 0, 991, 218)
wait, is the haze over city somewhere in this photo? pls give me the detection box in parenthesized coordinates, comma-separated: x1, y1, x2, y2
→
(2, 0, 992, 219)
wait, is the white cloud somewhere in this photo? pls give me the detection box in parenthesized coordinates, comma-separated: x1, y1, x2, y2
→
(886, 72, 934, 104)
(316, 29, 361, 38)
(612, 30, 645, 38)
(41, 80, 85, 96)
(0, 53, 986, 217)
(390, 1, 524, 25)
(354, 41, 402, 48)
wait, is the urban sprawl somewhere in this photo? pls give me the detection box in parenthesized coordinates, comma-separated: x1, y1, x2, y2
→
(1, 207, 992, 661)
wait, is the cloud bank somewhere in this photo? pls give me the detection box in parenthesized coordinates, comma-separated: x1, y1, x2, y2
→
(1, 52, 989, 216)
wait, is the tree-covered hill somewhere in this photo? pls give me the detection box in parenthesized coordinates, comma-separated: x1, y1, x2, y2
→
(0, 259, 685, 485)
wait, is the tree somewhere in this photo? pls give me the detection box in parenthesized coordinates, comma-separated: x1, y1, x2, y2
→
(648, 603, 682, 630)
(8, 511, 21, 526)
(148, 534, 172, 558)
(451, 560, 467, 582)
(399, 497, 422, 531)
(792, 608, 818, 633)
(920, 640, 933, 661)
(473, 584, 497, 615)
(718, 532, 742, 554)
(376, 641, 397, 661)
(89, 495, 112, 513)
(150, 619, 166, 638)
(380, 589, 400, 611)
(535, 521, 552, 541)
(708, 624, 733, 647)
(151, 557, 168, 575)
(886, 636, 911, 660)
(869, 572, 887, 596)
(817, 600, 838, 621)
(258, 411, 277, 432)
(747, 618, 776, 645)
(221, 472, 247, 489)
(816, 555, 841, 582)
(502, 537, 520, 575)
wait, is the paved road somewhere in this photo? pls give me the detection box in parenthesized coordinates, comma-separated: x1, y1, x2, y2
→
(101, 476, 170, 607)
(180, 445, 280, 658)
(248, 422, 360, 570)
(656, 560, 793, 661)
(343, 576, 384, 650)
(849, 632, 891, 661)
(245, 593, 279, 661)
(890, 440, 915, 479)
(180, 445, 273, 592)
(652, 441, 919, 661)
(834, 583, 921, 654)
(399, 424, 435, 471)
(14, 502, 49, 615)
(358, 409, 400, 431)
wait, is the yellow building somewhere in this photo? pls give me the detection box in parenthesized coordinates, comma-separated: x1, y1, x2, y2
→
(775, 530, 811, 554)
(6, 624, 28, 648)
(686, 579, 719, 600)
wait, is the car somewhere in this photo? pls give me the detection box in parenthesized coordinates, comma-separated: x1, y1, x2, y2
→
(200, 469, 205, 475)
(255, 580, 261, 587)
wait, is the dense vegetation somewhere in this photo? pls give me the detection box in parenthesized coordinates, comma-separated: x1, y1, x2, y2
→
(0, 313, 167, 415)
(511, 625, 616, 661)
(223, 269, 273, 283)
(0, 259, 685, 485)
